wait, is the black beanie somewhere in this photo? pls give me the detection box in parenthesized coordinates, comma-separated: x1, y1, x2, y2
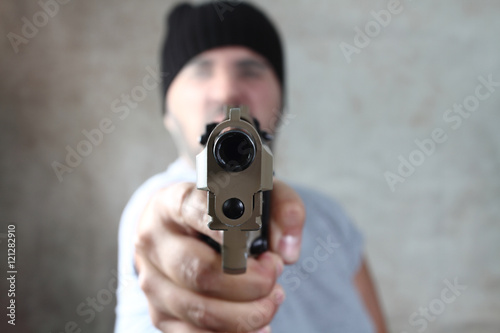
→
(160, 1, 284, 114)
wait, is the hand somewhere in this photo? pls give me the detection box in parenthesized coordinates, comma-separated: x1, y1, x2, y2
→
(134, 180, 305, 332)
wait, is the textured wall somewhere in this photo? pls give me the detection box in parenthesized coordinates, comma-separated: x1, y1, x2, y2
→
(0, 0, 499, 332)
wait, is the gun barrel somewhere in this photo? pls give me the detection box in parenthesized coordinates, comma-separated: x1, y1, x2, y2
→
(213, 129, 256, 172)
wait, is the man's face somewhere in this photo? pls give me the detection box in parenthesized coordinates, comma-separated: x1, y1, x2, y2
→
(164, 46, 282, 165)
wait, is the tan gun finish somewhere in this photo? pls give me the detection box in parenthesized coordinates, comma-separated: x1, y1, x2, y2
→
(196, 106, 273, 274)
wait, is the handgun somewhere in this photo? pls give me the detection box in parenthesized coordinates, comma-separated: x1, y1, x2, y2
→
(196, 105, 273, 274)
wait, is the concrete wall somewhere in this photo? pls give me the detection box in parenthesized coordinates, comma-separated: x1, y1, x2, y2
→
(0, 0, 498, 332)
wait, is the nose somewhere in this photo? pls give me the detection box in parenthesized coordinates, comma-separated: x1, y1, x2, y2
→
(208, 69, 244, 107)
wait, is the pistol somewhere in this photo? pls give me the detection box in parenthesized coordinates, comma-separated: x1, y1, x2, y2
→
(196, 106, 273, 274)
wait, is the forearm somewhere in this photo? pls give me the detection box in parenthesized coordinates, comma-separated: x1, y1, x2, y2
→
(354, 258, 388, 333)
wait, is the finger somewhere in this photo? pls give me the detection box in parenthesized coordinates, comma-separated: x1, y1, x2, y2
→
(148, 302, 218, 333)
(155, 317, 215, 333)
(179, 282, 285, 332)
(156, 182, 224, 243)
(252, 326, 272, 333)
(269, 179, 305, 264)
(152, 232, 283, 301)
(154, 316, 271, 333)
(137, 252, 285, 332)
(146, 278, 246, 333)
(135, 183, 218, 275)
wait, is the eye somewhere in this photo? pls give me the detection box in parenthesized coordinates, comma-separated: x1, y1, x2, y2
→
(193, 66, 212, 78)
(239, 68, 262, 78)
(238, 66, 266, 79)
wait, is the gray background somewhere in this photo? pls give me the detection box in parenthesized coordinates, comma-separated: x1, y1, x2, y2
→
(1, 0, 499, 332)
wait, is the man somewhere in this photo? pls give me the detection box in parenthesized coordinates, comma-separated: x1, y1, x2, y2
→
(115, 2, 387, 332)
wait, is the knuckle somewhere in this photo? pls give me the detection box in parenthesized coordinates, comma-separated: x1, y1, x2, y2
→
(182, 256, 216, 293)
(194, 264, 216, 293)
(255, 299, 277, 327)
(287, 196, 305, 217)
(134, 229, 153, 252)
(157, 321, 197, 333)
(149, 308, 164, 329)
(186, 300, 211, 328)
(250, 272, 275, 299)
(138, 271, 153, 295)
(250, 257, 279, 297)
(178, 184, 193, 215)
(237, 301, 275, 332)
(135, 213, 158, 252)
(260, 272, 276, 296)
(180, 186, 206, 225)
(148, 308, 175, 333)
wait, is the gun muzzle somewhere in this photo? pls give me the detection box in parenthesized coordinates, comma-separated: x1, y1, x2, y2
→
(214, 129, 256, 172)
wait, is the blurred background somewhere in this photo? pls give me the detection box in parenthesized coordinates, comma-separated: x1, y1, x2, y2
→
(1, 0, 499, 332)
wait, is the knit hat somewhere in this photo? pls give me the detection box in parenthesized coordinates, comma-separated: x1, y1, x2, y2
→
(160, 1, 284, 114)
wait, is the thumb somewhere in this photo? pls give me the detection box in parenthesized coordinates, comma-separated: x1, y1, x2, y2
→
(269, 179, 305, 264)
